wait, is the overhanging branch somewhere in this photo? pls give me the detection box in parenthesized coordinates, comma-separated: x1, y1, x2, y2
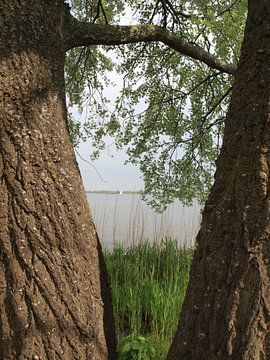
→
(65, 16, 236, 75)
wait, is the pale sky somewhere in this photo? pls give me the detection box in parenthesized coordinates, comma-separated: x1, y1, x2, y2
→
(72, 8, 150, 192)
(76, 140, 144, 192)
(73, 29, 148, 191)
(74, 53, 145, 192)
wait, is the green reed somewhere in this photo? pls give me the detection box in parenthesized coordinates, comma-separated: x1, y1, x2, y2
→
(103, 238, 193, 358)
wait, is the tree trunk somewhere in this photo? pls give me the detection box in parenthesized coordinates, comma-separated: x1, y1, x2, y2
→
(167, 2, 270, 359)
(0, 1, 116, 359)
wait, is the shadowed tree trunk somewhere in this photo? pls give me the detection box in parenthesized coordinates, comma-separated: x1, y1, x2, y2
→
(167, 1, 270, 359)
(0, 1, 116, 359)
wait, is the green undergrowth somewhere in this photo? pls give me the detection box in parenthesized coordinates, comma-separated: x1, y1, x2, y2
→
(103, 239, 193, 359)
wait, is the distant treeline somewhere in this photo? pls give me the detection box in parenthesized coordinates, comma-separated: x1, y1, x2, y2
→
(86, 190, 143, 195)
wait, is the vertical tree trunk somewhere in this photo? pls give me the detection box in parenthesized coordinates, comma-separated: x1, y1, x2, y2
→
(168, 2, 270, 359)
(0, 1, 116, 359)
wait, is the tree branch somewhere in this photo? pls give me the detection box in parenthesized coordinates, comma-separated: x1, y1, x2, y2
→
(65, 16, 236, 75)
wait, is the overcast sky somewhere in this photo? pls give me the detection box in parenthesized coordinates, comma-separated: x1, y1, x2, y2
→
(76, 140, 144, 192)
(71, 8, 148, 191)
(74, 53, 145, 192)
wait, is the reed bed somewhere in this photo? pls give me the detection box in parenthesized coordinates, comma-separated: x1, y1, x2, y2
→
(103, 239, 193, 359)
(88, 193, 201, 249)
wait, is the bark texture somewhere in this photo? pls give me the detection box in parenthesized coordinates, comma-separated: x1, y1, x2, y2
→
(167, 1, 270, 359)
(0, 1, 116, 359)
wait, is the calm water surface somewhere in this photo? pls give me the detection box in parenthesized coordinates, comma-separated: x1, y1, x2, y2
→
(87, 193, 202, 249)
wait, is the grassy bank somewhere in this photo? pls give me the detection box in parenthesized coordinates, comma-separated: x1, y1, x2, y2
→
(104, 239, 193, 359)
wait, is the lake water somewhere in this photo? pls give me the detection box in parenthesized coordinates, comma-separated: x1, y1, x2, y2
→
(87, 193, 202, 249)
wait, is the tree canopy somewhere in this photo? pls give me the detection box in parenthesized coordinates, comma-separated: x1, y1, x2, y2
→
(66, 0, 247, 210)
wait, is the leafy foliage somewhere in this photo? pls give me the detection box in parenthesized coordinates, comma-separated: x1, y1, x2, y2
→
(118, 335, 157, 360)
(66, 0, 247, 210)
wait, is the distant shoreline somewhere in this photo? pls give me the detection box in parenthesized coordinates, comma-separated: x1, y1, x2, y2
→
(86, 190, 143, 195)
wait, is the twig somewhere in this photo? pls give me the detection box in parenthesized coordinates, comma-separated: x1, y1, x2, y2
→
(75, 148, 107, 183)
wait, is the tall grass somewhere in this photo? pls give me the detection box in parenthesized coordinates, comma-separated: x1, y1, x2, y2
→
(104, 239, 193, 358)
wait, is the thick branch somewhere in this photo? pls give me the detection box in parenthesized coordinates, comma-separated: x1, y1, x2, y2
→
(65, 17, 236, 75)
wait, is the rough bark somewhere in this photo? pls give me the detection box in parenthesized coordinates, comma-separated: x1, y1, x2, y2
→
(0, 1, 116, 359)
(167, 1, 270, 359)
(65, 15, 236, 75)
